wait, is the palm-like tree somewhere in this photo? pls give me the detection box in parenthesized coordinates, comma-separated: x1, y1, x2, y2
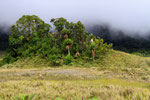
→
(91, 42, 96, 60)
(61, 28, 71, 39)
(64, 39, 73, 55)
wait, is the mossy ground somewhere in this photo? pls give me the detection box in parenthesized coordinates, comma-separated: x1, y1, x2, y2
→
(0, 50, 150, 100)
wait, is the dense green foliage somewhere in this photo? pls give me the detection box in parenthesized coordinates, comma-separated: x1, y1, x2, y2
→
(3, 15, 112, 66)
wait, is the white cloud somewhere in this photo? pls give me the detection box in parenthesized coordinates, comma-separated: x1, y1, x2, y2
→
(0, 0, 150, 34)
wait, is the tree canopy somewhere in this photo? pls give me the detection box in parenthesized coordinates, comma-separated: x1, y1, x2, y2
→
(3, 15, 112, 66)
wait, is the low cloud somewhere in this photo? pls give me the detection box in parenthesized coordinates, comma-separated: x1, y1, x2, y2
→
(0, 0, 150, 35)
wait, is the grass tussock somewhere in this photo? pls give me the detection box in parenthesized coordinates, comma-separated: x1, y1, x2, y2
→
(0, 80, 150, 100)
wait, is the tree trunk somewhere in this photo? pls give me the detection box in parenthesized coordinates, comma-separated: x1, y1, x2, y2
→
(66, 45, 70, 55)
(92, 49, 95, 60)
(68, 48, 70, 55)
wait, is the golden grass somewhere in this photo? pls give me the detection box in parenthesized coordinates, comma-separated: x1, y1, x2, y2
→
(99, 50, 149, 68)
(0, 79, 150, 100)
(0, 66, 149, 100)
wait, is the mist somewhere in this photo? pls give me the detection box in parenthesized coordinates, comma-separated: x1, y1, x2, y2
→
(0, 0, 150, 36)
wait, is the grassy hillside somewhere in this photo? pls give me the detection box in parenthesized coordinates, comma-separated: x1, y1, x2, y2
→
(2, 50, 150, 68)
(0, 50, 150, 100)
(100, 50, 149, 68)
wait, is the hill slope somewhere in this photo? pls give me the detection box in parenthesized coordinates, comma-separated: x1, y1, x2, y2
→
(100, 50, 150, 68)
(2, 50, 150, 68)
(0, 50, 150, 100)
(1, 50, 150, 82)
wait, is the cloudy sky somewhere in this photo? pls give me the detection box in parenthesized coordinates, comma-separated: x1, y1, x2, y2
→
(0, 0, 150, 34)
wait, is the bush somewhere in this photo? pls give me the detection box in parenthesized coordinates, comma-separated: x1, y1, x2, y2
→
(64, 54, 73, 65)
(3, 54, 17, 64)
(51, 59, 62, 66)
(0, 60, 6, 67)
(48, 54, 62, 66)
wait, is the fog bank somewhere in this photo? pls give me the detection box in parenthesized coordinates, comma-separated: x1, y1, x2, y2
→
(0, 0, 150, 35)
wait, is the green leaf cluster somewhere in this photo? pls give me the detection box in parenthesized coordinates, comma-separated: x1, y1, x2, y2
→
(3, 15, 112, 66)
(14, 94, 35, 100)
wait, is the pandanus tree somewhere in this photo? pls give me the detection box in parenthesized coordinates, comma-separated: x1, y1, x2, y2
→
(89, 34, 96, 60)
(61, 28, 71, 39)
(75, 45, 80, 57)
(64, 39, 73, 55)
(90, 42, 96, 60)
(51, 18, 88, 56)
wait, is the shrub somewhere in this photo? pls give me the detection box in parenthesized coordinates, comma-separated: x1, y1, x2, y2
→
(64, 54, 73, 65)
(51, 59, 62, 66)
(48, 54, 62, 66)
(3, 54, 17, 64)
(0, 60, 6, 67)
(48, 54, 58, 61)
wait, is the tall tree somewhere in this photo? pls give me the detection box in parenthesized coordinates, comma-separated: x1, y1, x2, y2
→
(9, 15, 51, 57)
(50, 17, 69, 33)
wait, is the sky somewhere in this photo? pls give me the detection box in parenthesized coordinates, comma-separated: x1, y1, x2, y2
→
(0, 0, 150, 34)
